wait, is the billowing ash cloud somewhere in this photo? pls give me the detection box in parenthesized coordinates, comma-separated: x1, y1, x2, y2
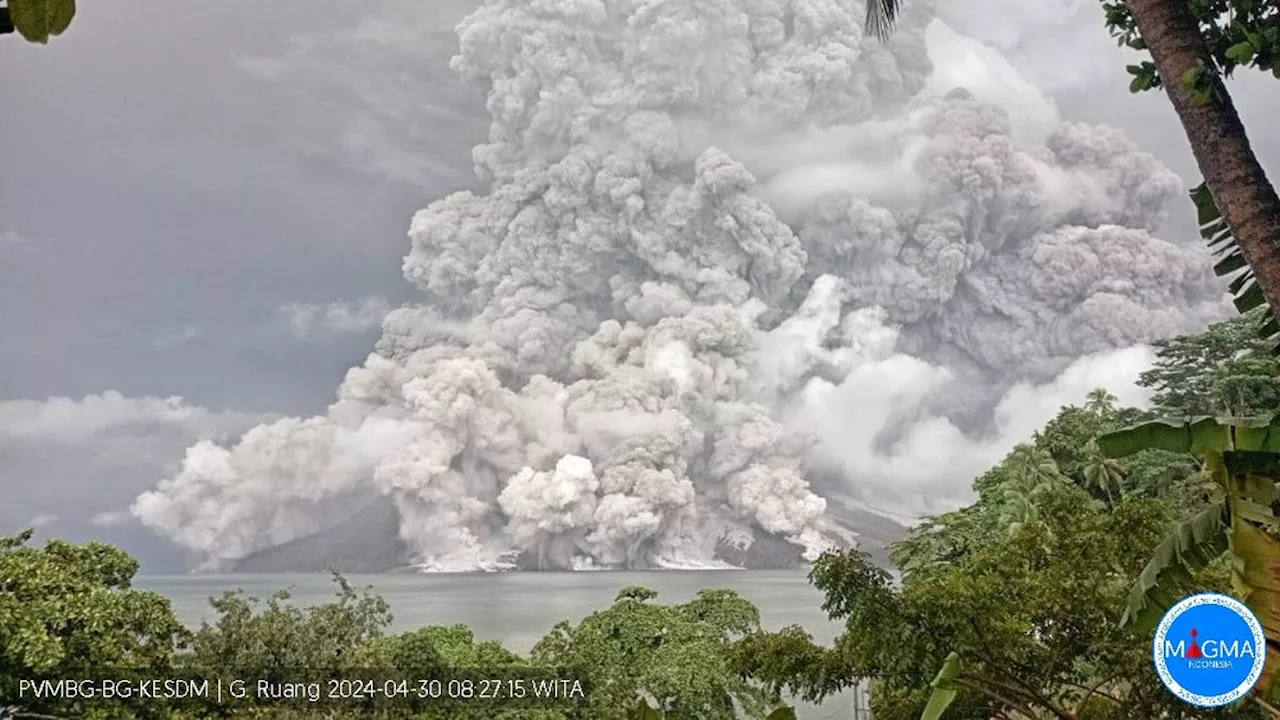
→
(133, 0, 1229, 571)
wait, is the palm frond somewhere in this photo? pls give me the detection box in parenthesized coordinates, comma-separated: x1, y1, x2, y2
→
(864, 0, 901, 42)
(1193, 182, 1280, 353)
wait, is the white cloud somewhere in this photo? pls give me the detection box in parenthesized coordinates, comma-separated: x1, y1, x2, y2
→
(0, 391, 268, 444)
(91, 510, 132, 528)
(0, 230, 34, 246)
(149, 326, 201, 348)
(25, 513, 58, 529)
(281, 296, 392, 339)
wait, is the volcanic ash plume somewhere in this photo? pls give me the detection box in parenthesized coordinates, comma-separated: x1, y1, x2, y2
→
(134, 0, 1229, 570)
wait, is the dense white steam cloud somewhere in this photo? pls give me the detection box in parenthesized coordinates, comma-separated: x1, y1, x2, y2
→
(134, 0, 1229, 571)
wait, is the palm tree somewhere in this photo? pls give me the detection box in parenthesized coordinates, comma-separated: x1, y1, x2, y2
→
(998, 445, 1064, 534)
(864, 0, 1280, 331)
(1082, 441, 1124, 504)
(1007, 444, 1063, 487)
(1084, 389, 1118, 418)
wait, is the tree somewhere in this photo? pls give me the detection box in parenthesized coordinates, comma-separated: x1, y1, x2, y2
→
(184, 573, 392, 679)
(2, 529, 793, 719)
(731, 369, 1267, 718)
(0, 0, 76, 44)
(998, 445, 1066, 534)
(531, 586, 789, 720)
(352, 624, 566, 720)
(1084, 441, 1127, 504)
(1139, 307, 1280, 417)
(732, 484, 1249, 719)
(0, 529, 191, 719)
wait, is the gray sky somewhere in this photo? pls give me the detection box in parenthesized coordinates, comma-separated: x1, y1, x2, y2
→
(0, 0, 1275, 571)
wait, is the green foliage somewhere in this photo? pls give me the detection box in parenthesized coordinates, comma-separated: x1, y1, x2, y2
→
(1099, 413, 1280, 701)
(1104, 0, 1280, 89)
(1083, 443, 1125, 504)
(5, 0, 76, 43)
(734, 486, 1248, 718)
(733, 352, 1280, 719)
(894, 394, 1171, 574)
(1119, 504, 1231, 629)
(185, 572, 392, 678)
(919, 651, 960, 720)
(733, 318, 1280, 717)
(354, 623, 521, 671)
(0, 529, 190, 718)
(1100, 415, 1280, 458)
(532, 586, 785, 720)
(1181, 60, 1223, 106)
(1127, 60, 1160, 92)
(1033, 405, 1114, 480)
(1139, 307, 1280, 416)
(629, 697, 665, 720)
(1120, 448, 1204, 506)
(350, 624, 562, 720)
(3, 532, 791, 720)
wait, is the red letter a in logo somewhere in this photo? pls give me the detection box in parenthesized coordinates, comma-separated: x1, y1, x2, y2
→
(1187, 629, 1203, 659)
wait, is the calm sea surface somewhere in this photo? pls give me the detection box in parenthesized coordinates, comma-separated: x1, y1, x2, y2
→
(137, 570, 868, 719)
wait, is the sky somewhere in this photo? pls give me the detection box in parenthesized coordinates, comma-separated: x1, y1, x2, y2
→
(0, 0, 1276, 571)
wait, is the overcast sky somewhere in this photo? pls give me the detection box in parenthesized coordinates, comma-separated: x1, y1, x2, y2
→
(1, 0, 1276, 571)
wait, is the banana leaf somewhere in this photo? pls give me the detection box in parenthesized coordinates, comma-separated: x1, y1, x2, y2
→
(1121, 503, 1230, 629)
(1098, 417, 1229, 458)
(1234, 418, 1280, 453)
(920, 651, 961, 720)
(1227, 520, 1280, 694)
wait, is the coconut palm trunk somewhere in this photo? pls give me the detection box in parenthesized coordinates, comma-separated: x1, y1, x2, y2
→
(1120, 0, 1280, 318)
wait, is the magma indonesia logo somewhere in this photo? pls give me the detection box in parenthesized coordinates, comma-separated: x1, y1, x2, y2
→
(1154, 593, 1266, 706)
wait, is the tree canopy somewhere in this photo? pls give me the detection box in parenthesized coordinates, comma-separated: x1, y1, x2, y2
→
(1, 532, 790, 720)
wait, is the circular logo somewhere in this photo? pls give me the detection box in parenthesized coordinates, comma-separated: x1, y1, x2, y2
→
(1153, 593, 1266, 706)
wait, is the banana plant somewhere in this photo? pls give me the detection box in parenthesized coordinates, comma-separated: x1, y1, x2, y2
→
(921, 652, 961, 720)
(1097, 414, 1280, 698)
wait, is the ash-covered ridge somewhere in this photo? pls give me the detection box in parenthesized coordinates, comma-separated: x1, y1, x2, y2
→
(133, 0, 1227, 572)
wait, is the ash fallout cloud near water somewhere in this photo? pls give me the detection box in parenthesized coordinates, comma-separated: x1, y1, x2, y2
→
(133, 0, 1229, 571)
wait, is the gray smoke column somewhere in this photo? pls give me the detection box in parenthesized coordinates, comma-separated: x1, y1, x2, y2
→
(133, 0, 1229, 570)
